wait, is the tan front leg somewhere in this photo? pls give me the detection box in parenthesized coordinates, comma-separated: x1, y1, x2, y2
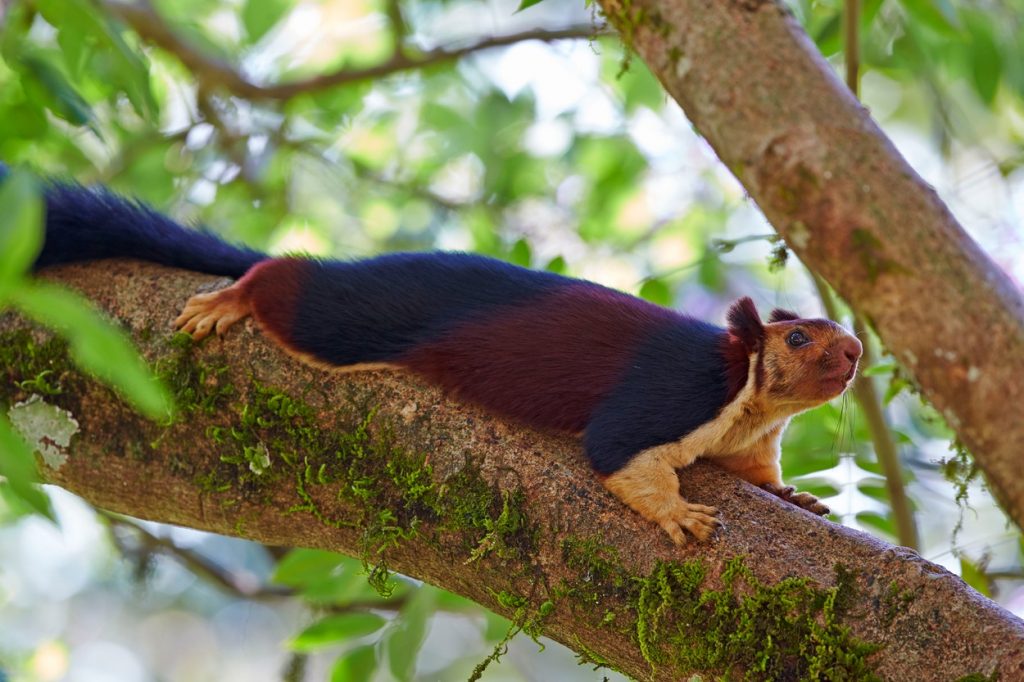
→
(602, 446, 720, 545)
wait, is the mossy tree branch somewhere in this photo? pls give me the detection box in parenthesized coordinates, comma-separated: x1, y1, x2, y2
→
(594, 0, 1024, 533)
(3, 261, 1023, 680)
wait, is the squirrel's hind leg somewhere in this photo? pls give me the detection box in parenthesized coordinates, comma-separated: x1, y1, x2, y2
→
(175, 283, 251, 340)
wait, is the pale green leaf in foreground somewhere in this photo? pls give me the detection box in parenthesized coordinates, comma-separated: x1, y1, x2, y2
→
(12, 282, 172, 420)
(290, 612, 387, 651)
(0, 169, 43, 294)
(0, 413, 54, 520)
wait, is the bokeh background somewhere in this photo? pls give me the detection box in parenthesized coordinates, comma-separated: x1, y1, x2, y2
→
(2, 0, 1024, 679)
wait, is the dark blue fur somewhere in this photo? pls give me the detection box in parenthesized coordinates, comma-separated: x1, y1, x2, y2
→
(289, 255, 572, 364)
(584, 319, 729, 474)
(24, 173, 264, 277)
(18, 166, 738, 477)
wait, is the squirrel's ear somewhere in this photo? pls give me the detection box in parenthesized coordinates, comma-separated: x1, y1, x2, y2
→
(768, 308, 800, 323)
(727, 297, 764, 352)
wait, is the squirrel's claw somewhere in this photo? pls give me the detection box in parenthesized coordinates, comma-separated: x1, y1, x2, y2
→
(761, 483, 830, 516)
(658, 499, 722, 545)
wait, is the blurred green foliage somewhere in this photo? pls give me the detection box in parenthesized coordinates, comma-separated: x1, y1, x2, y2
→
(2, 0, 1024, 678)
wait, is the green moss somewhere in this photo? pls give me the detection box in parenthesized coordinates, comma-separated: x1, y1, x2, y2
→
(880, 581, 918, 627)
(153, 332, 233, 417)
(560, 537, 880, 681)
(560, 537, 633, 618)
(171, 362, 539, 599)
(0, 330, 78, 407)
(956, 673, 999, 682)
(941, 439, 978, 547)
(469, 589, 555, 682)
(572, 634, 618, 672)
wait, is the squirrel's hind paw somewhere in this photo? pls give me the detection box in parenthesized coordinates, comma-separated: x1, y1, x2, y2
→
(174, 286, 250, 340)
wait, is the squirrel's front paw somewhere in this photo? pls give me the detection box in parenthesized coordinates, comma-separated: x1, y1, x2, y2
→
(761, 483, 830, 516)
(657, 499, 723, 545)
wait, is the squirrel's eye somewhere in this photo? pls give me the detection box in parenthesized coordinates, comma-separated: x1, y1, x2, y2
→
(787, 331, 809, 347)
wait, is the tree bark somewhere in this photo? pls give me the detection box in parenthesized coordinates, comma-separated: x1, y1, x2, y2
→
(594, 0, 1024, 531)
(3, 261, 1023, 680)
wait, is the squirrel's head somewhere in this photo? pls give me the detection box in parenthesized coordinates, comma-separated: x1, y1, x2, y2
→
(725, 297, 862, 408)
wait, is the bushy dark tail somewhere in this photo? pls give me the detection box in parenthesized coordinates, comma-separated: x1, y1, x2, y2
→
(25, 172, 266, 278)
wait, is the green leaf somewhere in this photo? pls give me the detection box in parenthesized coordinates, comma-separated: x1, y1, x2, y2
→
(544, 256, 567, 275)
(11, 282, 171, 420)
(0, 414, 54, 520)
(0, 169, 42, 294)
(387, 586, 437, 681)
(273, 548, 348, 586)
(508, 239, 531, 267)
(964, 13, 1002, 105)
(812, 13, 841, 55)
(697, 251, 724, 291)
(856, 511, 896, 539)
(18, 52, 95, 128)
(794, 480, 840, 500)
(892, 430, 914, 445)
(863, 362, 896, 377)
(273, 548, 401, 604)
(331, 644, 378, 681)
(857, 481, 890, 503)
(639, 278, 672, 306)
(897, 0, 960, 37)
(603, 53, 664, 112)
(34, 0, 156, 118)
(242, 0, 292, 44)
(883, 377, 910, 405)
(515, 0, 546, 13)
(291, 612, 387, 651)
(959, 557, 991, 597)
(483, 610, 512, 642)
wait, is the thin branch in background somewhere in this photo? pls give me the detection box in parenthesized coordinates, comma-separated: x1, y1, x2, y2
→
(100, 0, 602, 101)
(812, 276, 920, 550)
(281, 653, 308, 682)
(99, 511, 467, 617)
(99, 510, 293, 599)
(844, 0, 859, 94)
(836, 0, 919, 551)
(385, 0, 409, 54)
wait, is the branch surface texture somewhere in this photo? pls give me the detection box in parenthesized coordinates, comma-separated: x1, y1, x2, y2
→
(594, 0, 1024, 530)
(2, 262, 1022, 680)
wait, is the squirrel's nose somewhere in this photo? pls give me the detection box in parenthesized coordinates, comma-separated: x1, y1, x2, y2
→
(840, 337, 863, 364)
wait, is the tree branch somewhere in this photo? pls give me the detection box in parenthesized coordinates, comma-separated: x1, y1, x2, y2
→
(5, 261, 1023, 680)
(596, 0, 1024, 533)
(100, 0, 601, 101)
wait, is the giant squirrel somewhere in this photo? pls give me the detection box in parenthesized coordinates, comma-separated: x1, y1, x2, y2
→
(29, 176, 862, 545)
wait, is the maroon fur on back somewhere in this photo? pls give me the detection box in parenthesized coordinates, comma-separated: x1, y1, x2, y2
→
(719, 334, 751, 403)
(241, 258, 311, 347)
(400, 284, 680, 433)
